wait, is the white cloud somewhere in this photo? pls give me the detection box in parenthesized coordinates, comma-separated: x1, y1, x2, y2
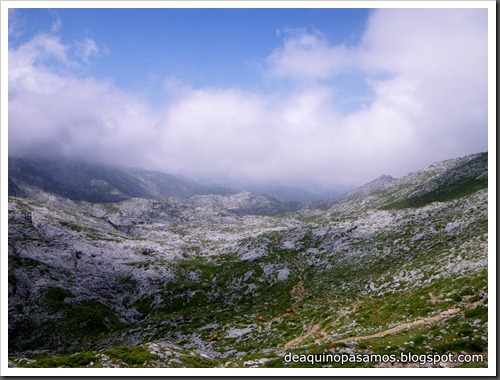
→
(9, 33, 70, 73)
(51, 17, 62, 33)
(9, 33, 155, 165)
(76, 37, 100, 63)
(357, 8, 488, 162)
(8, 9, 25, 37)
(266, 28, 353, 81)
(8, 9, 488, 190)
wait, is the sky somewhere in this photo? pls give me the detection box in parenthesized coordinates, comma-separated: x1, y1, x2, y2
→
(6, 4, 490, 190)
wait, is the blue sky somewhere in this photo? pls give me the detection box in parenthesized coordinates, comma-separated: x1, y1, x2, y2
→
(9, 8, 371, 102)
(7, 5, 490, 189)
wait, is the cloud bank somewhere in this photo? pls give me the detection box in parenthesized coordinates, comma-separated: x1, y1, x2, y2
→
(8, 8, 488, 189)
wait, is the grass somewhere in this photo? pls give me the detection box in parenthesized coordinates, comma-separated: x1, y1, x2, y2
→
(382, 177, 487, 210)
(103, 345, 159, 367)
(59, 220, 84, 232)
(43, 286, 75, 311)
(22, 351, 99, 368)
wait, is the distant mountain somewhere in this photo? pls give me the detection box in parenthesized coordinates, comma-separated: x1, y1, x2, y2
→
(8, 156, 343, 204)
(329, 152, 488, 210)
(334, 174, 396, 203)
(388, 152, 488, 208)
(8, 156, 237, 203)
(245, 182, 340, 202)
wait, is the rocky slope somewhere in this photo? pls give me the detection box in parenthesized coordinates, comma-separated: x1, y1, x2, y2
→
(7, 152, 489, 368)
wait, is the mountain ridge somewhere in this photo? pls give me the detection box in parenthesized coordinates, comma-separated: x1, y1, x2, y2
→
(8, 156, 238, 203)
(8, 156, 342, 204)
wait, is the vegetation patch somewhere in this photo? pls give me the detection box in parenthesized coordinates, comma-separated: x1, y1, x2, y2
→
(23, 351, 99, 368)
(103, 345, 159, 367)
(382, 177, 487, 210)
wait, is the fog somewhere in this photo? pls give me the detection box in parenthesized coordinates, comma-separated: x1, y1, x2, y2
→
(8, 8, 488, 191)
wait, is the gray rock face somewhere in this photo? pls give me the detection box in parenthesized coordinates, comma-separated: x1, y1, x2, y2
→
(335, 174, 396, 202)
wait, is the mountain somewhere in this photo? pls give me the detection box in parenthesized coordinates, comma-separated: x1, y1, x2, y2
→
(245, 182, 340, 202)
(328, 152, 488, 213)
(334, 174, 396, 203)
(8, 156, 237, 203)
(7, 152, 489, 368)
(8, 156, 336, 204)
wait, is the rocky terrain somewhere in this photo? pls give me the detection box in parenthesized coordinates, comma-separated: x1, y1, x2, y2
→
(7, 152, 489, 368)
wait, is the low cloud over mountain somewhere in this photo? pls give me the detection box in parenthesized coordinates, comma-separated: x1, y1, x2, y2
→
(8, 8, 488, 190)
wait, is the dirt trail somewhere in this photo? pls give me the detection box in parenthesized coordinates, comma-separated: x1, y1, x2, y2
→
(281, 298, 486, 349)
(281, 323, 322, 351)
(330, 298, 486, 345)
(330, 307, 461, 344)
(289, 264, 322, 304)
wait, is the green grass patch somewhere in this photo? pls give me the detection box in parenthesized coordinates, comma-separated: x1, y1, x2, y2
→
(464, 305, 488, 319)
(382, 177, 487, 210)
(59, 220, 84, 232)
(23, 351, 99, 368)
(103, 345, 159, 367)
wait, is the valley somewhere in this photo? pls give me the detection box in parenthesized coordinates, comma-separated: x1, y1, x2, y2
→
(7, 152, 489, 368)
